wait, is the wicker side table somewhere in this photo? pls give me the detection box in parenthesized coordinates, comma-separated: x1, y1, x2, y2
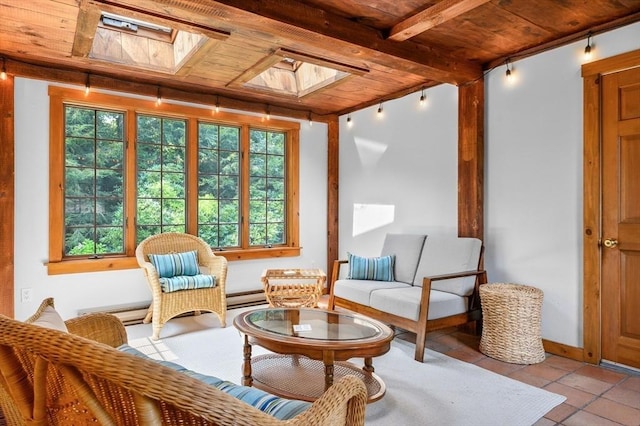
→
(479, 283, 546, 364)
(261, 268, 327, 308)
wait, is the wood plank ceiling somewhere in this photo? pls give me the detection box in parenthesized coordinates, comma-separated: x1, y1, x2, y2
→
(0, 0, 639, 120)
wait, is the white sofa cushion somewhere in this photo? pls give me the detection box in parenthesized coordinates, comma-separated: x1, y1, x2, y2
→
(333, 279, 409, 306)
(413, 237, 482, 296)
(370, 287, 468, 321)
(381, 234, 427, 284)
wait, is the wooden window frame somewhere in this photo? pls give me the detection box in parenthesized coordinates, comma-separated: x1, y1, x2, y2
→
(48, 86, 300, 275)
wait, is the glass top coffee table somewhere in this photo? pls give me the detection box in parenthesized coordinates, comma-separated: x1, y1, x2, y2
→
(233, 308, 394, 403)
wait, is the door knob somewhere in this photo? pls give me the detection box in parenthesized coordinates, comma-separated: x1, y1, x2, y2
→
(603, 238, 618, 248)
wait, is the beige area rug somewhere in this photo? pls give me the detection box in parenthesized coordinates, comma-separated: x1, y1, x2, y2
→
(126, 309, 565, 426)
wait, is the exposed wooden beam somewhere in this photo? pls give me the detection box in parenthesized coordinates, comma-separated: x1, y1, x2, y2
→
(0, 74, 15, 318)
(458, 80, 484, 241)
(72, 0, 102, 57)
(3, 58, 330, 122)
(389, 0, 491, 42)
(134, 0, 482, 85)
(327, 116, 340, 286)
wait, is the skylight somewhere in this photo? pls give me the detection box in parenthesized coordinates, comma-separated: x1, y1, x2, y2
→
(228, 49, 368, 98)
(88, 12, 207, 74)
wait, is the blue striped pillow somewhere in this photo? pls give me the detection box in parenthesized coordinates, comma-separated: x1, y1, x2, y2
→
(159, 274, 216, 293)
(347, 253, 395, 281)
(149, 250, 200, 278)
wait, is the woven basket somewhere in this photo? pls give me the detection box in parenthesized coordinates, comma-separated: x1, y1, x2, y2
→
(479, 283, 545, 364)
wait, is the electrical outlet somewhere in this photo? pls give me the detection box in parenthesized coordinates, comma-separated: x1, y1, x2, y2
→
(21, 288, 33, 303)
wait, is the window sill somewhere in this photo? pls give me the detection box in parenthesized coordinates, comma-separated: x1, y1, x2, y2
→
(46, 246, 302, 275)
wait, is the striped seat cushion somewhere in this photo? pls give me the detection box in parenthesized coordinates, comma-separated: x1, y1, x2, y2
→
(216, 381, 310, 419)
(159, 274, 216, 293)
(118, 345, 310, 420)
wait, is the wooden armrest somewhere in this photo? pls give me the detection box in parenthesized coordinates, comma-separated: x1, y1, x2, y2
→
(330, 260, 349, 290)
(65, 313, 128, 348)
(423, 269, 487, 282)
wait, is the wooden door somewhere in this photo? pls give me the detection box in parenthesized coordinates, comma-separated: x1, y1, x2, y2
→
(601, 66, 640, 369)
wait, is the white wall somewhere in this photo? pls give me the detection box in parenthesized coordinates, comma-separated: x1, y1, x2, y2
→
(338, 83, 460, 255)
(338, 22, 640, 348)
(13, 80, 327, 320)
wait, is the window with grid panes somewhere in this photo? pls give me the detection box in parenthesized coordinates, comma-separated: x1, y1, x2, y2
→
(49, 87, 300, 274)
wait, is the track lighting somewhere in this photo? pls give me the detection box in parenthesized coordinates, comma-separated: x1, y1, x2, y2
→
(419, 88, 426, 107)
(584, 33, 593, 59)
(215, 96, 220, 113)
(266, 105, 271, 120)
(308, 112, 313, 126)
(84, 73, 90, 95)
(346, 114, 353, 127)
(505, 58, 513, 83)
(1, 58, 6, 81)
(377, 101, 384, 118)
(156, 86, 162, 105)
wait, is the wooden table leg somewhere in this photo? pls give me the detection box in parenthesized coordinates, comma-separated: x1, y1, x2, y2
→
(323, 351, 335, 391)
(241, 334, 253, 386)
(363, 357, 375, 374)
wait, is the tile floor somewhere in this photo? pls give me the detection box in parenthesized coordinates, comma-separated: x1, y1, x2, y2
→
(399, 328, 640, 426)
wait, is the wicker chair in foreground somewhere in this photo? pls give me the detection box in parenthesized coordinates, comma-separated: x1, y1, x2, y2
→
(136, 232, 228, 340)
(0, 312, 367, 425)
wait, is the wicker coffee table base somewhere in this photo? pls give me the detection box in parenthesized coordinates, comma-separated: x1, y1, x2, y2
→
(250, 354, 385, 403)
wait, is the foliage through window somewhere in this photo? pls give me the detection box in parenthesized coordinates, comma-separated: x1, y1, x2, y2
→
(49, 87, 300, 272)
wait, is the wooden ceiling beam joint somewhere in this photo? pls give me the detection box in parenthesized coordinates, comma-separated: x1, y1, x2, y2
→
(388, 0, 492, 42)
(163, 0, 483, 84)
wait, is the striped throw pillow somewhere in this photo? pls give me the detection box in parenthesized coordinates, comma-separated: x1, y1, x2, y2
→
(149, 250, 200, 278)
(347, 253, 395, 281)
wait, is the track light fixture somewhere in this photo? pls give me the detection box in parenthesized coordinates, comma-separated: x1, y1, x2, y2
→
(308, 111, 313, 126)
(346, 114, 353, 127)
(156, 86, 162, 105)
(584, 32, 593, 59)
(419, 88, 426, 106)
(1, 58, 6, 81)
(215, 95, 220, 113)
(505, 58, 513, 82)
(377, 101, 384, 117)
(266, 105, 271, 120)
(84, 73, 90, 95)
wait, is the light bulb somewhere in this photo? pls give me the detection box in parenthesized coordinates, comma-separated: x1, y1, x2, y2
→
(346, 115, 353, 127)
(584, 33, 593, 60)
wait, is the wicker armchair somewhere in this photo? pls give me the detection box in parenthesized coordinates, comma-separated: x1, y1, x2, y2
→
(0, 298, 128, 426)
(0, 315, 367, 425)
(135, 232, 228, 340)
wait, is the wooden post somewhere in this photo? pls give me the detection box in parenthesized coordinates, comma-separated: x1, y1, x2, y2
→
(458, 80, 484, 240)
(326, 116, 339, 292)
(0, 74, 15, 317)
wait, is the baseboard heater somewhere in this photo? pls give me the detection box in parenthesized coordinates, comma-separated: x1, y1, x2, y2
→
(78, 290, 267, 325)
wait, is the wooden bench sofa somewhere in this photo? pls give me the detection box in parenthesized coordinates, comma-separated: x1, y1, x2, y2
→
(0, 299, 367, 425)
(329, 234, 487, 362)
